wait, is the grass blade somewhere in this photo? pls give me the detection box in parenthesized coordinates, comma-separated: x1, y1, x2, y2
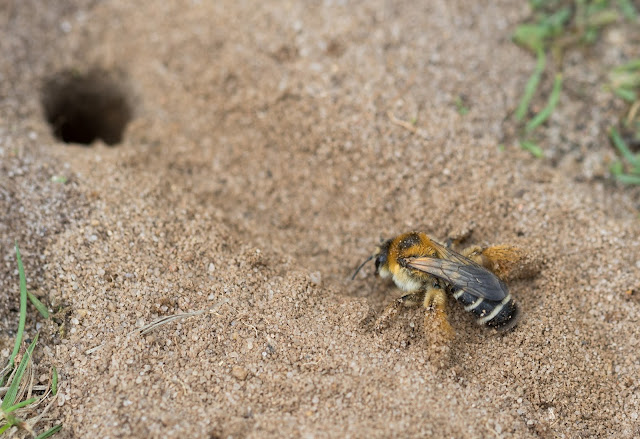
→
(5, 243, 29, 382)
(541, 6, 572, 34)
(616, 173, 640, 184)
(585, 10, 619, 28)
(526, 73, 563, 132)
(611, 71, 640, 90)
(455, 96, 469, 115)
(36, 424, 63, 439)
(612, 87, 637, 102)
(616, 0, 637, 20)
(2, 334, 39, 410)
(51, 366, 58, 396)
(610, 126, 639, 166)
(520, 140, 544, 158)
(609, 159, 624, 176)
(613, 59, 640, 72)
(515, 49, 546, 121)
(27, 291, 49, 319)
(513, 24, 547, 53)
(5, 397, 37, 413)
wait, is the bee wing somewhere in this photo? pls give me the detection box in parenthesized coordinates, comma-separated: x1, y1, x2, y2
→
(427, 238, 477, 265)
(406, 257, 508, 301)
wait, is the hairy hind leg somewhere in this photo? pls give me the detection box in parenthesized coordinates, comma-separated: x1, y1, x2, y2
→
(460, 245, 485, 264)
(461, 244, 528, 281)
(423, 285, 454, 339)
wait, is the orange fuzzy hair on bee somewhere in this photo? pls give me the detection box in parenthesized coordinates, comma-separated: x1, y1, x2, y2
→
(464, 245, 539, 282)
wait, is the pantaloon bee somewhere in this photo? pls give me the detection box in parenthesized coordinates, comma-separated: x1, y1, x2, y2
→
(352, 232, 522, 335)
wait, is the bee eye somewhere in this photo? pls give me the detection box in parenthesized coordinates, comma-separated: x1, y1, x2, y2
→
(374, 253, 387, 274)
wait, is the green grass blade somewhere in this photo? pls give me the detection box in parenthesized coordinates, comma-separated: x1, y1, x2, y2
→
(520, 140, 544, 158)
(526, 73, 563, 132)
(617, 0, 637, 20)
(612, 87, 637, 102)
(5, 243, 29, 380)
(585, 10, 619, 28)
(513, 24, 547, 53)
(2, 334, 39, 410)
(35, 424, 63, 439)
(516, 49, 546, 121)
(455, 96, 469, 115)
(609, 159, 624, 176)
(613, 59, 640, 72)
(530, 0, 551, 10)
(610, 127, 639, 166)
(50, 175, 67, 184)
(610, 71, 640, 90)
(541, 6, 572, 34)
(27, 291, 49, 319)
(616, 173, 640, 184)
(52, 366, 58, 396)
(0, 424, 10, 434)
(1, 412, 24, 429)
(5, 397, 37, 413)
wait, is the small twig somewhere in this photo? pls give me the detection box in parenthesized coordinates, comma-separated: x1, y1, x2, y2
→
(241, 321, 259, 338)
(24, 393, 59, 432)
(84, 344, 104, 355)
(172, 377, 190, 396)
(387, 111, 418, 133)
(626, 100, 640, 125)
(485, 421, 501, 439)
(137, 298, 229, 335)
(85, 298, 230, 354)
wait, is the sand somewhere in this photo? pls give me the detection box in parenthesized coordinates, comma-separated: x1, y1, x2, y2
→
(1, 1, 640, 437)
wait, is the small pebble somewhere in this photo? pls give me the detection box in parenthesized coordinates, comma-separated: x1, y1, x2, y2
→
(231, 365, 249, 381)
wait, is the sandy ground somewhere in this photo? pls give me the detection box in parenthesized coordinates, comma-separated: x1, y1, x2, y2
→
(2, 1, 640, 437)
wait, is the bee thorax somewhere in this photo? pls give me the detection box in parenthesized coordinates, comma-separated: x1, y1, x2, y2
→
(391, 269, 423, 292)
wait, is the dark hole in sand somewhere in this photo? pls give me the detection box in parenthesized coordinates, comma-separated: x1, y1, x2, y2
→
(41, 69, 132, 146)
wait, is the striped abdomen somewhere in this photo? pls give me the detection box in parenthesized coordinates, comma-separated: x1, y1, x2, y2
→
(451, 288, 519, 329)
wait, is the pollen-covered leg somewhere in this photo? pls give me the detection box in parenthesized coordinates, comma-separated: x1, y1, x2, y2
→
(460, 245, 485, 264)
(461, 244, 530, 281)
(422, 286, 454, 340)
(374, 293, 422, 332)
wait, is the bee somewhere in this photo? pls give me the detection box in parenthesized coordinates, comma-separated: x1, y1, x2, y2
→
(352, 232, 524, 335)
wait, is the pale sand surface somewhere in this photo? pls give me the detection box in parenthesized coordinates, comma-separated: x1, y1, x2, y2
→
(1, 1, 639, 437)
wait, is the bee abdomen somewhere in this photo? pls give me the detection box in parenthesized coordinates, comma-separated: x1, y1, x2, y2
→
(451, 289, 519, 330)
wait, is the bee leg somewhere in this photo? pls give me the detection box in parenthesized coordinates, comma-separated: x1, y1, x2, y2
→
(445, 237, 466, 249)
(462, 244, 531, 281)
(374, 293, 422, 332)
(460, 245, 497, 272)
(460, 245, 485, 265)
(422, 285, 454, 339)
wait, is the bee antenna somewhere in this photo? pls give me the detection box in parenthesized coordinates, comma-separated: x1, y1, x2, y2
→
(351, 254, 375, 280)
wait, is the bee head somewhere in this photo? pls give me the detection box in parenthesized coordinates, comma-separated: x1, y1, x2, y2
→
(351, 238, 393, 280)
(374, 238, 392, 277)
(373, 251, 386, 274)
(351, 239, 393, 280)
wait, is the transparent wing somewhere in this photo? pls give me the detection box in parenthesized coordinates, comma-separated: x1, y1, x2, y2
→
(428, 238, 477, 265)
(406, 257, 509, 301)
